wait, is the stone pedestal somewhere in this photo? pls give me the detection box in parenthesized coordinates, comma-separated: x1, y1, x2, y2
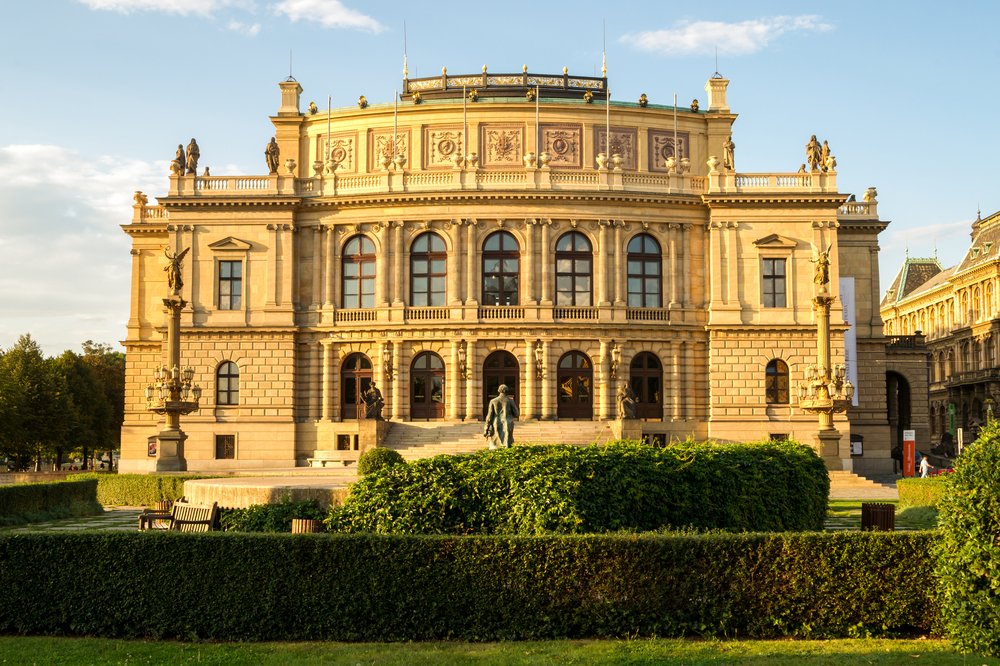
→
(611, 418, 642, 441)
(155, 428, 187, 472)
(815, 429, 842, 469)
(359, 419, 392, 454)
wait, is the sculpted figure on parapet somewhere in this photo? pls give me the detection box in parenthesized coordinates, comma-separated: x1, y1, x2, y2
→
(170, 144, 185, 175)
(186, 138, 200, 175)
(806, 135, 821, 171)
(265, 137, 280, 174)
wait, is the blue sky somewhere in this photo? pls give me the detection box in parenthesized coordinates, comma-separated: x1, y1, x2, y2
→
(2, 1, 998, 354)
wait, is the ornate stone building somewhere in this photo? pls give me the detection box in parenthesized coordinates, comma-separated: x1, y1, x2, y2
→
(881, 210, 1000, 449)
(120, 69, 892, 474)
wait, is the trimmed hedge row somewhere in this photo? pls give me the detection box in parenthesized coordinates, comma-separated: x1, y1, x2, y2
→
(0, 531, 935, 641)
(68, 473, 211, 507)
(329, 440, 829, 534)
(0, 479, 102, 526)
(898, 477, 950, 509)
(220, 498, 326, 533)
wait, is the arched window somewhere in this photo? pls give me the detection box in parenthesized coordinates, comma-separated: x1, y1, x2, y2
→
(342, 235, 376, 309)
(765, 359, 789, 404)
(482, 231, 520, 305)
(216, 361, 239, 406)
(341, 353, 373, 420)
(410, 233, 447, 306)
(627, 234, 662, 308)
(555, 232, 592, 306)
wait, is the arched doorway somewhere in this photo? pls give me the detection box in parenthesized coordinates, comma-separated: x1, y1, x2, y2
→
(341, 353, 373, 420)
(483, 351, 519, 418)
(629, 352, 662, 419)
(411, 352, 445, 419)
(557, 351, 593, 419)
(886, 371, 911, 461)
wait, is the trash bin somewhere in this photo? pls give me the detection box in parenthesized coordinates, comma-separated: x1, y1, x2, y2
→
(291, 518, 324, 534)
(860, 502, 895, 531)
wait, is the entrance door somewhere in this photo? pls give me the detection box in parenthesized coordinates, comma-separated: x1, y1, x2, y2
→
(411, 352, 445, 419)
(557, 351, 593, 419)
(629, 352, 662, 419)
(341, 353, 373, 420)
(483, 351, 519, 418)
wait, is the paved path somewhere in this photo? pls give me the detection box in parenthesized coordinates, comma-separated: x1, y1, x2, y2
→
(1, 507, 144, 533)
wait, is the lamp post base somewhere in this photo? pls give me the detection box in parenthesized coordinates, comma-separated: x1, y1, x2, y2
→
(154, 428, 188, 472)
(814, 429, 844, 469)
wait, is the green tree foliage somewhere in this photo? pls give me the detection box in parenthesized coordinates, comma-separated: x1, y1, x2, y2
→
(935, 421, 1000, 656)
(357, 446, 405, 475)
(80, 341, 125, 451)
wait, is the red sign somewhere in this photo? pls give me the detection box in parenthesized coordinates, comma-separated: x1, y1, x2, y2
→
(902, 429, 916, 478)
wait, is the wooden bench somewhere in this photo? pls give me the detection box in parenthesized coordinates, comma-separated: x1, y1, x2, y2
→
(138, 500, 220, 532)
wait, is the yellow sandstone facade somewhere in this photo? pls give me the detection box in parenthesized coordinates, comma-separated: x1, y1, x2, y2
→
(120, 69, 892, 474)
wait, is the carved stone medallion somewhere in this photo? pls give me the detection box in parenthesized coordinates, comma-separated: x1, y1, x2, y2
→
(540, 124, 582, 168)
(424, 126, 463, 168)
(649, 130, 690, 171)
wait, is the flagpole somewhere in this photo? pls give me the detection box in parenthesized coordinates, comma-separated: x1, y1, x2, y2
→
(535, 85, 540, 157)
(393, 89, 398, 162)
(463, 86, 467, 164)
(326, 95, 331, 163)
(673, 93, 678, 163)
(603, 22, 609, 156)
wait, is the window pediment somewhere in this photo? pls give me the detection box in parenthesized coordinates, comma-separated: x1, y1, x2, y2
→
(208, 237, 253, 252)
(753, 234, 797, 249)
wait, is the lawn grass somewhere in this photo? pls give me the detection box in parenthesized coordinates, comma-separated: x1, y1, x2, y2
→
(0, 636, 987, 665)
(826, 499, 939, 531)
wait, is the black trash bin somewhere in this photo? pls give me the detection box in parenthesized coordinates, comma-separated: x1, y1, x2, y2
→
(860, 502, 895, 531)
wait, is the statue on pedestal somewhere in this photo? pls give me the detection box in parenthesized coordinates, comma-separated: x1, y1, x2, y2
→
(813, 250, 831, 287)
(617, 383, 638, 420)
(170, 144, 185, 175)
(484, 384, 519, 449)
(265, 137, 280, 175)
(164, 247, 190, 295)
(806, 135, 821, 172)
(363, 382, 385, 420)
(185, 138, 200, 175)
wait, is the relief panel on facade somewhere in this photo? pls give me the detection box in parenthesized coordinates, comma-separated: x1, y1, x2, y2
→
(369, 128, 410, 169)
(594, 127, 638, 170)
(423, 126, 464, 168)
(318, 133, 356, 173)
(481, 124, 523, 167)
(540, 124, 582, 168)
(648, 130, 690, 171)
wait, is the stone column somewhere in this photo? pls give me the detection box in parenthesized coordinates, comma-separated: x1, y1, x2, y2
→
(671, 340, 681, 420)
(725, 222, 738, 306)
(613, 222, 624, 306)
(323, 226, 335, 309)
(322, 341, 335, 421)
(597, 221, 610, 305)
(523, 339, 536, 419)
(465, 221, 478, 305)
(391, 340, 403, 421)
(598, 339, 610, 419)
(391, 222, 403, 306)
(449, 339, 461, 419)
(128, 249, 141, 335)
(524, 219, 537, 304)
(266, 224, 279, 307)
(312, 226, 323, 308)
(540, 221, 552, 305)
(447, 222, 461, 305)
(668, 223, 679, 308)
(376, 223, 388, 307)
(708, 221, 723, 307)
(683, 340, 693, 420)
(464, 339, 479, 420)
(310, 340, 321, 420)
(540, 339, 554, 419)
(680, 223, 690, 308)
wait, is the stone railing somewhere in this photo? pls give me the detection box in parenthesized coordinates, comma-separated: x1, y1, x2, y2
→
(553, 306, 599, 320)
(404, 307, 451, 321)
(838, 200, 879, 219)
(886, 334, 927, 349)
(478, 306, 525, 320)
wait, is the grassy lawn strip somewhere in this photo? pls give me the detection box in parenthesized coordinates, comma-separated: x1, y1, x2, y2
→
(0, 636, 981, 665)
(826, 499, 939, 531)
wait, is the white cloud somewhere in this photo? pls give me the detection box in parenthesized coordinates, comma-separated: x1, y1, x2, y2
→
(228, 20, 261, 36)
(273, 0, 383, 33)
(77, 0, 251, 16)
(623, 15, 833, 57)
(0, 145, 165, 355)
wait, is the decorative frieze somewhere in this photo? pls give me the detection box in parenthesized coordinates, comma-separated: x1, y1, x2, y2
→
(480, 125, 523, 167)
(648, 130, 690, 171)
(594, 127, 637, 170)
(424, 126, 463, 168)
(369, 128, 410, 170)
(540, 124, 582, 168)
(318, 133, 356, 173)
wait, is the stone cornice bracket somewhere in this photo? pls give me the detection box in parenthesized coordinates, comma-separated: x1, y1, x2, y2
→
(495, 219, 505, 229)
(569, 219, 578, 229)
(811, 221, 824, 229)
(641, 221, 649, 231)
(726, 221, 738, 229)
(166, 224, 176, 232)
(598, 219, 611, 228)
(130, 248, 140, 256)
(388, 220, 403, 229)
(828, 221, 840, 229)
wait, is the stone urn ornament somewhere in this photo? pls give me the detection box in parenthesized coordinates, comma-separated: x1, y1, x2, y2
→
(596, 152, 609, 170)
(393, 152, 407, 170)
(665, 156, 676, 174)
(284, 158, 296, 176)
(466, 153, 479, 168)
(452, 153, 465, 169)
(523, 152, 537, 168)
(380, 153, 393, 170)
(538, 151, 551, 167)
(611, 153, 623, 170)
(312, 160, 324, 176)
(707, 155, 721, 174)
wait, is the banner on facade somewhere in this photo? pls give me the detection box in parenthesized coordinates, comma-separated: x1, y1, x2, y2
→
(839, 277, 859, 406)
(903, 429, 916, 477)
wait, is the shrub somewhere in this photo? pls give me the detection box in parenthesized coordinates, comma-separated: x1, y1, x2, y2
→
(898, 476, 950, 509)
(69, 473, 212, 506)
(357, 447, 405, 475)
(0, 531, 935, 641)
(327, 440, 829, 534)
(0, 479, 102, 526)
(220, 497, 325, 533)
(936, 421, 1000, 656)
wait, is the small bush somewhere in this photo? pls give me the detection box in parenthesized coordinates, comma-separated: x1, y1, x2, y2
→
(328, 439, 829, 534)
(69, 473, 213, 506)
(357, 447, 405, 476)
(0, 479, 102, 526)
(898, 476, 950, 509)
(220, 497, 325, 533)
(936, 421, 1000, 656)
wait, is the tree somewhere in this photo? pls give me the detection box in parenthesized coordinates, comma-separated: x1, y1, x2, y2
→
(53, 351, 108, 470)
(80, 340, 125, 467)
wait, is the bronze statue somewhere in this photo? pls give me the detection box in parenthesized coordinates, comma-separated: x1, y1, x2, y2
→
(484, 384, 519, 449)
(723, 136, 735, 171)
(265, 137, 280, 175)
(690, 99, 699, 112)
(363, 382, 384, 420)
(164, 247, 190, 295)
(813, 251, 831, 286)
(308, 101, 318, 115)
(806, 135, 821, 172)
(186, 138, 200, 175)
(170, 144, 185, 175)
(638, 93, 648, 107)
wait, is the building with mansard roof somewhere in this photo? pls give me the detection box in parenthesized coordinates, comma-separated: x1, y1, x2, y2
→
(881, 210, 1000, 450)
(121, 68, 894, 475)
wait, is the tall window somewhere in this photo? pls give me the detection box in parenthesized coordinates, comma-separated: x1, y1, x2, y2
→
(555, 232, 593, 306)
(482, 231, 520, 305)
(342, 235, 376, 308)
(216, 361, 239, 406)
(627, 234, 662, 308)
(218, 260, 242, 310)
(410, 233, 447, 306)
(762, 258, 786, 308)
(765, 359, 789, 404)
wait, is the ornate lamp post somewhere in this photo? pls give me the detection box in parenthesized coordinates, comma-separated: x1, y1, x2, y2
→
(145, 247, 202, 471)
(798, 251, 854, 462)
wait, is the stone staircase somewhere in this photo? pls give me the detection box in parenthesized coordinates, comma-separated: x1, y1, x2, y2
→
(384, 420, 615, 460)
(827, 470, 898, 500)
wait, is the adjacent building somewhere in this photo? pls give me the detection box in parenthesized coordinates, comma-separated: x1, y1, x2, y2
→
(120, 68, 893, 475)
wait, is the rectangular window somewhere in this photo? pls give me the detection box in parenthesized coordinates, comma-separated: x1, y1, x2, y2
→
(762, 258, 786, 308)
(215, 435, 236, 459)
(218, 261, 242, 310)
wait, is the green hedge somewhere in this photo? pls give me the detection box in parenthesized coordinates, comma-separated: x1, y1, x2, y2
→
(357, 447, 405, 475)
(220, 498, 326, 533)
(898, 476, 951, 509)
(68, 473, 212, 507)
(328, 440, 829, 534)
(0, 531, 935, 640)
(0, 479, 102, 526)
(936, 422, 1000, 655)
